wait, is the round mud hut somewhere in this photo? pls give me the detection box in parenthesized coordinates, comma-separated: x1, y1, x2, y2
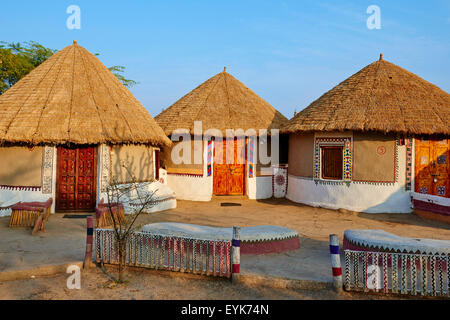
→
(0, 41, 175, 216)
(155, 68, 288, 201)
(281, 54, 450, 218)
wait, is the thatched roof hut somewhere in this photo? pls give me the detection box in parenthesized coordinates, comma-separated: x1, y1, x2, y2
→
(0, 40, 170, 146)
(283, 55, 450, 216)
(155, 68, 288, 201)
(281, 55, 450, 136)
(155, 68, 288, 135)
(0, 41, 174, 214)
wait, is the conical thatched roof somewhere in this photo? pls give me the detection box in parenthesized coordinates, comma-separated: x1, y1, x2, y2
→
(281, 55, 450, 136)
(0, 41, 171, 146)
(155, 69, 288, 135)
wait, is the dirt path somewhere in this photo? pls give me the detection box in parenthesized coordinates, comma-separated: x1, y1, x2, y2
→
(1, 197, 449, 299)
(142, 198, 450, 242)
(132, 198, 450, 282)
(0, 266, 405, 300)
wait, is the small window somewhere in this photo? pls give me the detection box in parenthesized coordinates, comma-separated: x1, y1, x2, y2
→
(321, 147, 343, 180)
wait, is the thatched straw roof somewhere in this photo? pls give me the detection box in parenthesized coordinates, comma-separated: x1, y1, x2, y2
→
(155, 68, 288, 135)
(281, 55, 450, 136)
(0, 41, 171, 146)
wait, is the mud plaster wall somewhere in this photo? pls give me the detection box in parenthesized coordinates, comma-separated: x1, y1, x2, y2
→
(111, 145, 154, 183)
(0, 146, 43, 186)
(288, 133, 314, 178)
(353, 132, 396, 182)
(161, 136, 203, 175)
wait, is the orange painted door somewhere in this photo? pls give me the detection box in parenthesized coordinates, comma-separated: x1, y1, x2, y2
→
(415, 139, 449, 197)
(434, 139, 449, 197)
(213, 138, 245, 195)
(213, 139, 228, 195)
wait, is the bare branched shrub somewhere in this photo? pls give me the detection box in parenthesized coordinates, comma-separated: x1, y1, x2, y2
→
(105, 162, 158, 282)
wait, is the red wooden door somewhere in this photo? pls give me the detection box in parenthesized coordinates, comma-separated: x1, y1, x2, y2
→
(415, 139, 449, 197)
(56, 146, 97, 212)
(213, 138, 246, 195)
(57, 148, 77, 211)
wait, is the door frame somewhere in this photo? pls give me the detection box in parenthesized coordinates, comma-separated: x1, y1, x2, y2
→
(212, 137, 247, 196)
(55, 145, 98, 212)
(414, 138, 449, 198)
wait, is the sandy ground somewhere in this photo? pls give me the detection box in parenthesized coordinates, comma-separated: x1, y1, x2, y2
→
(0, 265, 407, 300)
(1, 197, 449, 299)
(138, 197, 450, 282)
(0, 215, 86, 272)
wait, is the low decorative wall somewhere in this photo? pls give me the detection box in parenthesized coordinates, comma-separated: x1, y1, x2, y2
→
(343, 229, 450, 255)
(141, 223, 300, 255)
(344, 250, 449, 297)
(343, 229, 449, 297)
(95, 228, 232, 278)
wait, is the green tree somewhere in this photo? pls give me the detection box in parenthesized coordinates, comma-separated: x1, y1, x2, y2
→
(0, 41, 55, 94)
(0, 41, 137, 95)
(108, 65, 138, 88)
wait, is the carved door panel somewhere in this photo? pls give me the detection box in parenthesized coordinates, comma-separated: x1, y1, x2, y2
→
(228, 138, 245, 195)
(57, 147, 97, 211)
(228, 164, 245, 195)
(213, 139, 228, 195)
(57, 148, 77, 211)
(76, 148, 97, 210)
(415, 139, 449, 197)
(433, 139, 449, 197)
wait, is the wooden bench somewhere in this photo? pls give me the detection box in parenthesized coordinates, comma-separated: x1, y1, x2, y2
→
(9, 198, 53, 234)
(23, 198, 53, 224)
(9, 204, 42, 228)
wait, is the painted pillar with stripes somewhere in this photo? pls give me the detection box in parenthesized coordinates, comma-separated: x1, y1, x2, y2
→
(329, 234, 343, 292)
(232, 226, 241, 283)
(207, 140, 213, 177)
(84, 216, 94, 269)
(248, 137, 254, 178)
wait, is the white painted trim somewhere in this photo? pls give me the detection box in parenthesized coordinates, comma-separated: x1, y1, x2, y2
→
(287, 174, 412, 213)
(411, 192, 450, 207)
(247, 176, 272, 199)
(50, 146, 57, 213)
(96, 145, 107, 204)
(153, 149, 156, 180)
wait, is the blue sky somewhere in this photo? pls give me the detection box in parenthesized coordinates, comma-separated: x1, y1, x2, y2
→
(1, 1, 449, 119)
